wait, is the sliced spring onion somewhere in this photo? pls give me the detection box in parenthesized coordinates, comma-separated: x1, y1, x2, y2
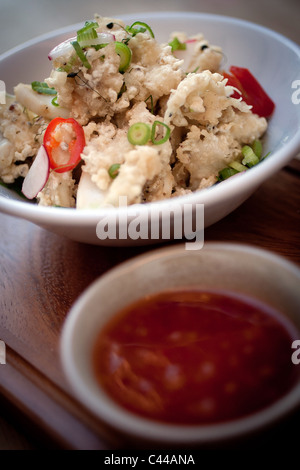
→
(261, 151, 271, 161)
(125, 25, 146, 36)
(229, 161, 246, 172)
(71, 41, 91, 69)
(51, 96, 59, 107)
(127, 121, 171, 146)
(58, 55, 77, 73)
(168, 37, 187, 52)
(49, 31, 113, 63)
(77, 28, 98, 45)
(115, 42, 132, 72)
(218, 167, 238, 181)
(218, 139, 269, 182)
(76, 22, 115, 52)
(77, 21, 99, 38)
(127, 122, 151, 145)
(151, 121, 171, 145)
(126, 21, 155, 38)
(242, 145, 260, 167)
(252, 139, 262, 159)
(117, 82, 127, 99)
(31, 81, 57, 95)
(145, 95, 154, 114)
(108, 163, 121, 179)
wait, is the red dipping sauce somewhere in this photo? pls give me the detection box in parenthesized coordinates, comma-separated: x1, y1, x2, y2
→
(92, 290, 299, 425)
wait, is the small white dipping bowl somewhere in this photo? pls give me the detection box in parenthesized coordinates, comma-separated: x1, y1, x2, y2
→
(0, 12, 300, 246)
(61, 242, 300, 446)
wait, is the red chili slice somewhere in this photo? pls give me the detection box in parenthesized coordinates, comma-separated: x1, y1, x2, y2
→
(43, 117, 85, 173)
(223, 66, 275, 118)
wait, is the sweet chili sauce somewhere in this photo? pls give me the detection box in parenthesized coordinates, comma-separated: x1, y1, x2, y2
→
(92, 290, 299, 425)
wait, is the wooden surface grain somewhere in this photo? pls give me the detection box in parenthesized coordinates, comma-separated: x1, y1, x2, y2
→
(0, 160, 299, 450)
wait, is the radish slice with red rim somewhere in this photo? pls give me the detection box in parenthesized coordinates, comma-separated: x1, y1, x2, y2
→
(48, 37, 76, 60)
(48, 33, 115, 60)
(22, 145, 50, 199)
(173, 40, 197, 64)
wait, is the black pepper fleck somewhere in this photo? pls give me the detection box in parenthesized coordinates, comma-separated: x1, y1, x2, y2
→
(67, 72, 78, 78)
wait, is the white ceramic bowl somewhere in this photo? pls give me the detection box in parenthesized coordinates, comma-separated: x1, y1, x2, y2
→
(61, 242, 300, 446)
(1, 12, 300, 246)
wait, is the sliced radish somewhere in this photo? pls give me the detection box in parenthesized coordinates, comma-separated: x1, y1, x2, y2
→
(48, 33, 115, 60)
(48, 37, 76, 60)
(173, 41, 197, 68)
(22, 145, 50, 199)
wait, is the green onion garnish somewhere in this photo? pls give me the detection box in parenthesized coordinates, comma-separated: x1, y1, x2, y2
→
(118, 82, 127, 99)
(228, 161, 246, 172)
(217, 139, 269, 182)
(127, 121, 171, 146)
(151, 121, 171, 145)
(126, 21, 155, 38)
(218, 167, 238, 181)
(115, 42, 132, 72)
(31, 81, 57, 95)
(168, 37, 186, 52)
(127, 122, 151, 145)
(108, 163, 121, 179)
(242, 145, 260, 167)
(77, 28, 98, 45)
(51, 96, 59, 107)
(252, 139, 262, 159)
(77, 21, 99, 38)
(261, 151, 271, 160)
(57, 55, 77, 73)
(145, 95, 154, 114)
(126, 25, 146, 36)
(71, 41, 91, 69)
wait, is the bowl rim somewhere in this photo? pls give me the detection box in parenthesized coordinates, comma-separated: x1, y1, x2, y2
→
(0, 11, 300, 227)
(60, 242, 300, 444)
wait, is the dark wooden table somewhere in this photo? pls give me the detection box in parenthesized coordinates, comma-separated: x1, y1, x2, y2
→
(0, 158, 299, 450)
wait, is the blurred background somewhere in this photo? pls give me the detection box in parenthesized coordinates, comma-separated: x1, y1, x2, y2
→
(0, 0, 299, 450)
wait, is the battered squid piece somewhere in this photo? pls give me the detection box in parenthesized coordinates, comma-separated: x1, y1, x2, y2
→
(37, 171, 76, 207)
(165, 71, 267, 191)
(125, 35, 184, 105)
(0, 15, 271, 208)
(0, 96, 47, 184)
